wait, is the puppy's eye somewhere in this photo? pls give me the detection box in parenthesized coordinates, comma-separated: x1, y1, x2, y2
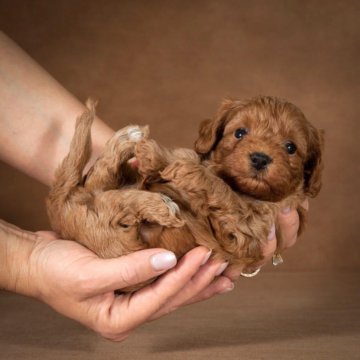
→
(285, 141, 297, 155)
(118, 223, 130, 229)
(228, 233, 237, 242)
(234, 128, 248, 139)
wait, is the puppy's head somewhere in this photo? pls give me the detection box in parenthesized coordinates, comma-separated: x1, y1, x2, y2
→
(195, 96, 324, 201)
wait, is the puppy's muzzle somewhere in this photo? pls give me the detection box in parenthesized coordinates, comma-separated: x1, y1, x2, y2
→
(250, 152, 272, 171)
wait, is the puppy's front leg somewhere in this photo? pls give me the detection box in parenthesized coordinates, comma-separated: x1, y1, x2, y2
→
(135, 139, 199, 180)
(160, 160, 268, 265)
(160, 160, 244, 238)
(135, 139, 174, 179)
(160, 160, 238, 214)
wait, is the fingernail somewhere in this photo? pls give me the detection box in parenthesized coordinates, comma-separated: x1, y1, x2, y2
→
(267, 224, 276, 240)
(201, 249, 212, 265)
(281, 206, 291, 214)
(215, 262, 229, 276)
(219, 282, 235, 294)
(272, 253, 284, 266)
(150, 251, 177, 271)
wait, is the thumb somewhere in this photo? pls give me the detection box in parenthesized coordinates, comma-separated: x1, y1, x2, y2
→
(88, 249, 177, 293)
(277, 207, 300, 250)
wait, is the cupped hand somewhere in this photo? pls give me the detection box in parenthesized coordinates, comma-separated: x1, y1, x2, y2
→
(30, 231, 233, 341)
(27, 199, 307, 341)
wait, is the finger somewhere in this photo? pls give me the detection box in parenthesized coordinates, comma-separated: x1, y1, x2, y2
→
(149, 258, 231, 320)
(182, 276, 234, 306)
(259, 225, 278, 265)
(107, 246, 210, 331)
(277, 207, 300, 250)
(301, 198, 309, 211)
(87, 248, 178, 294)
(223, 264, 245, 282)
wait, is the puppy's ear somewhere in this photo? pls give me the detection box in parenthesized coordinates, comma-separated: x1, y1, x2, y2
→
(304, 125, 324, 197)
(194, 98, 241, 157)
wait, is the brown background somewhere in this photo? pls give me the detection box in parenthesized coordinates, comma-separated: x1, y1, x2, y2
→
(0, 1, 359, 359)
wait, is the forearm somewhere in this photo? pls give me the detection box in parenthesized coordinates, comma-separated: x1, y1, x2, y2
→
(0, 220, 38, 297)
(0, 32, 114, 186)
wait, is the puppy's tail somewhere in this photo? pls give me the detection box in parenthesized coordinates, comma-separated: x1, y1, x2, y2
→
(48, 99, 96, 206)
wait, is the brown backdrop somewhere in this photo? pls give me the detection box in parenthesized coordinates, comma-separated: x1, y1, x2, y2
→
(1, 2, 359, 359)
(0, 0, 359, 271)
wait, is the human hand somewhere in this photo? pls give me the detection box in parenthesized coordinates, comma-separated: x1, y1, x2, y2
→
(224, 199, 309, 281)
(28, 231, 233, 341)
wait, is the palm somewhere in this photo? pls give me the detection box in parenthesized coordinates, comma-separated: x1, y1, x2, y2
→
(33, 233, 119, 332)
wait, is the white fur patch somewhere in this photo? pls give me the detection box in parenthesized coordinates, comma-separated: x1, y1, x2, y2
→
(160, 194, 180, 215)
(127, 127, 144, 141)
(113, 126, 144, 142)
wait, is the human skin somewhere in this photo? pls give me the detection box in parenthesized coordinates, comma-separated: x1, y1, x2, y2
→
(0, 31, 303, 341)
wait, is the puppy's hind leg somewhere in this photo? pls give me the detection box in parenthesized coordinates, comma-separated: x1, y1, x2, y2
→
(84, 125, 149, 192)
(47, 99, 95, 209)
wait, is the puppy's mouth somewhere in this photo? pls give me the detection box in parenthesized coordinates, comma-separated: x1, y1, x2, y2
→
(238, 175, 284, 202)
(222, 169, 288, 202)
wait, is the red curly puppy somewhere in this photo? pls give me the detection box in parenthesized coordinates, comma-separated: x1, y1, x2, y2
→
(46, 96, 324, 289)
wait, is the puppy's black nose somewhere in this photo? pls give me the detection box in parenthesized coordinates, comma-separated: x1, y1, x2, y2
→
(250, 152, 272, 171)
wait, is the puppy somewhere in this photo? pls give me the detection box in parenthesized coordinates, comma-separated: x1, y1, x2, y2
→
(46, 96, 323, 290)
(135, 96, 324, 272)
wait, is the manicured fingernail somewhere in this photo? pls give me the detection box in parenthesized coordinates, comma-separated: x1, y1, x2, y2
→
(272, 253, 284, 266)
(219, 282, 235, 294)
(281, 206, 291, 214)
(215, 262, 229, 276)
(268, 224, 276, 240)
(201, 249, 212, 265)
(150, 251, 177, 271)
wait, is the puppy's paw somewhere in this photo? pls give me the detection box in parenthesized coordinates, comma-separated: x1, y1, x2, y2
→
(113, 125, 149, 144)
(126, 126, 145, 142)
(160, 193, 180, 215)
(101, 125, 149, 160)
(140, 193, 184, 228)
(208, 213, 242, 245)
(158, 195, 184, 228)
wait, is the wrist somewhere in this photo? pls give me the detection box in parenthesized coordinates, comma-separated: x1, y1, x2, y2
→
(0, 220, 40, 298)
